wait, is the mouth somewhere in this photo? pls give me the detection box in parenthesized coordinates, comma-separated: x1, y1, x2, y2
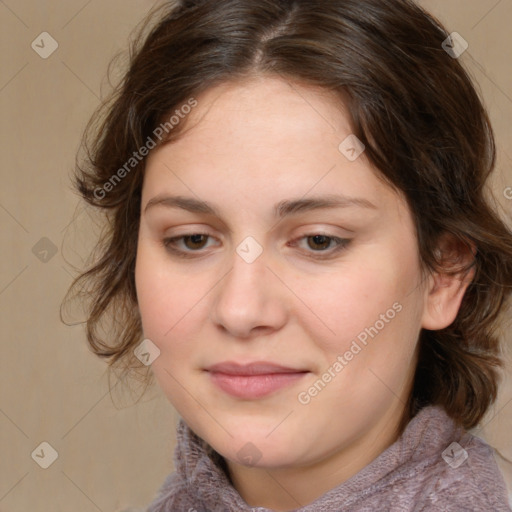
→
(204, 361, 310, 399)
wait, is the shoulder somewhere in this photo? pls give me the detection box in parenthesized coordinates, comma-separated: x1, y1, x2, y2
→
(356, 407, 512, 512)
(409, 432, 512, 511)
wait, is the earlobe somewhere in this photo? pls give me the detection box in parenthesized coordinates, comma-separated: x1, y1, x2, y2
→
(420, 235, 476, 331)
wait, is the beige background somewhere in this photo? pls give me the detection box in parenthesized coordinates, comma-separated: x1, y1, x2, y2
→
(1, 1, 511, 511)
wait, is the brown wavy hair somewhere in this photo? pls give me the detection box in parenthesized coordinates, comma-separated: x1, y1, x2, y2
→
(61, 0, 512, 430)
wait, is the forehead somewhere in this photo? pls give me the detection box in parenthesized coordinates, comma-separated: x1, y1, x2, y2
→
(143, 75, 407, 220)
(164, 75, 351, 150)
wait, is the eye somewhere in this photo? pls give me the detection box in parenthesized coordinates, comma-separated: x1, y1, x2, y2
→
(290, 234, 351, 259)
(162, 234, 217, 258)
(162, 233, 351, 259)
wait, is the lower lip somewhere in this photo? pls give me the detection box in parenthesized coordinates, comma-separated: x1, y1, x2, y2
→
(208, 371, 308, 399)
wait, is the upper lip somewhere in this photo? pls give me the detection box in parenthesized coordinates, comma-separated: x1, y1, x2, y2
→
(205, 361, 308, 375)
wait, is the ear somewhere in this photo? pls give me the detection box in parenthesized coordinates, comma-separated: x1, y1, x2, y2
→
(421, 233, 476, 331)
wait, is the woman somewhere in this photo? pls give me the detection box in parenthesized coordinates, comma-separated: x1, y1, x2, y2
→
(63, 0, 512, 509)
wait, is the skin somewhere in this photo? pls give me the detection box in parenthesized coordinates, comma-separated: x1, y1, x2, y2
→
(134, 75, 473, 511)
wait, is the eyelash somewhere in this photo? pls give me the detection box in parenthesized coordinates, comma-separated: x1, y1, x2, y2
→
(161, 233, 351, 260)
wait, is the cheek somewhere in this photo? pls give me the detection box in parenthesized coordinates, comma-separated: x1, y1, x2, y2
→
(303, 248, 417, 355)
(321, 281, 422, 407)
(135, 245, 195, 351)
(135, 247, 203, 405)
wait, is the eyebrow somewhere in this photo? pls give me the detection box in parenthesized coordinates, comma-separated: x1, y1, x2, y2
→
(144, 194, 377, 218)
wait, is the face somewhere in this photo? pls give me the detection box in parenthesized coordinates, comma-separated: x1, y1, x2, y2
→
(135, 75, 428, 473)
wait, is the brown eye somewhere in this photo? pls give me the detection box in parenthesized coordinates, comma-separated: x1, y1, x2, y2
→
(162, 232, 351, 260)
(162, 233, 215, 258)
(290, 234, 351, 260)
(182, 234, 209, 250)
(306, 235, 332, 251)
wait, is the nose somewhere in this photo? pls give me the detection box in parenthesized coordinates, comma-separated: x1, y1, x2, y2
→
(209, 243, 288, 339)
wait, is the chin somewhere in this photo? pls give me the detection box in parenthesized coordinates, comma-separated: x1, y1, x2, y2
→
(206, 427, 302, 468)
